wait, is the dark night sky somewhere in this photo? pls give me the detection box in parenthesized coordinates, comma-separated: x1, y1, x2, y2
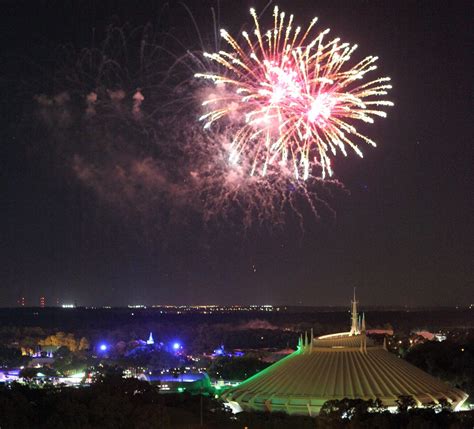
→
(1, 0, 473, 307)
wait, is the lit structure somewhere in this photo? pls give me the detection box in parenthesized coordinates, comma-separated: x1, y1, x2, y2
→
(144, 372, 212, 394)
(222, 293, 468, 415)
(146, 332, 155, 345)
(39, 296, 45, 308)
(149, 304, 280, 314)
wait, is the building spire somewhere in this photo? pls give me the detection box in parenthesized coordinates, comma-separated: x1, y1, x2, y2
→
(350, 287, 360, 335)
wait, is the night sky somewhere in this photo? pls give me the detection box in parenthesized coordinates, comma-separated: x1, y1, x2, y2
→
(1, 0, 472, 307)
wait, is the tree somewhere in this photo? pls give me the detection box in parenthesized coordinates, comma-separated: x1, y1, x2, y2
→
(426, 398, 453, 413)
(39, 332, 85, 352)
(319, 399, 342, 417)
(319, 398, 372, 420)
(78, 337, 90, 351)
(396, 395, 417, 413)
(208, 356, 270, 380)
(54, 345, 72, 359)
(0, 345, 28, 367)
(53, 352, 87, 376)
(19, 367, 39, 382)
(369, 397, 388, 413)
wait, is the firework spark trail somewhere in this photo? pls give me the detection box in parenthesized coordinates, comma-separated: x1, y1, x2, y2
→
(33, 19, 346, 229)
(183, 126, 340, 228)
(196, 6, 393, 180)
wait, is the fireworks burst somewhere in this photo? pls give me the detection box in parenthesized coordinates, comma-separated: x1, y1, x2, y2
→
(196, 6, 393, 180)
(31, 17, 347, 231)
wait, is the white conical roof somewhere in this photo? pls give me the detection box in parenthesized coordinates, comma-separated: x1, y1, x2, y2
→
(223, 297, 468, 415)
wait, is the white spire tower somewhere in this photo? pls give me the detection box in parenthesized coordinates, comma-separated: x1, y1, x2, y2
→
(350, 288, 360, 336)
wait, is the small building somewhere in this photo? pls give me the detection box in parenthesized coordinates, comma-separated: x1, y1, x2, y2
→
(28, 356, 55, 367)
(144, 372, 212, 394)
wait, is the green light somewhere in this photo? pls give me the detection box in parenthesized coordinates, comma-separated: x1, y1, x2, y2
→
(177, 387, 185, 393)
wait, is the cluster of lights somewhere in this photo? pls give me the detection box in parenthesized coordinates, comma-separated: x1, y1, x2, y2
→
(149, 304, 281, 314)
(95, 339, 184, 355)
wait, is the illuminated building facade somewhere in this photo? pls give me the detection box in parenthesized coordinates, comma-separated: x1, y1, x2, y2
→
(144, 372, 212, 394)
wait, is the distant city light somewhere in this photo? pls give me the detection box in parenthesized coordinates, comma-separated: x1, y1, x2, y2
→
(172, 342, 181, 350)
(61, 304, 75, 308)
(99, 344, 108, 352)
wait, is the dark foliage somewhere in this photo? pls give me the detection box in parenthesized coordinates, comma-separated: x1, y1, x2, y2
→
(0, 377, 230, 428)
(0, 345, 26, 367)
(207, 355, 270, 380)
(1, 383, 473, 429)
(405, 339, 474, 398)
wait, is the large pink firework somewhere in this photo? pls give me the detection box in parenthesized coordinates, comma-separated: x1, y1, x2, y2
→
(196, 6, 393, 180)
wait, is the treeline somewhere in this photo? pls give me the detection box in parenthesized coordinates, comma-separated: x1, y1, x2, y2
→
(0, 307, 472, 336)
(238, 397, 474, 429)
(0, 378, 473, 428)
(0, 308, 473, 356)
(0, 323, 300, 355)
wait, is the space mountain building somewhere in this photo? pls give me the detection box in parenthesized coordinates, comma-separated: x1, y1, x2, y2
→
(222, 294, 468, 416)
